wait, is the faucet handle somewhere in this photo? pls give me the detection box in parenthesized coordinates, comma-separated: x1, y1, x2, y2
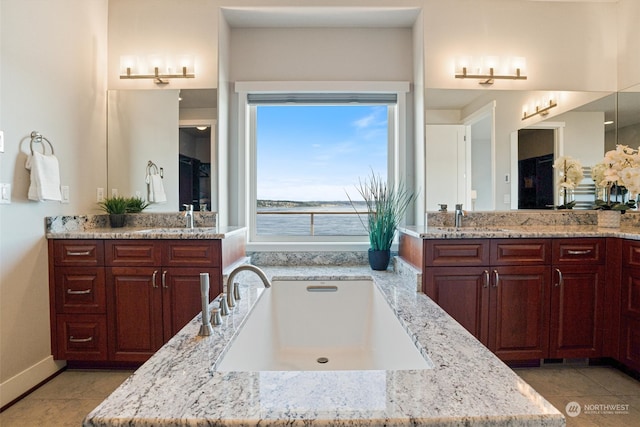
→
(211, 307, 222, 326)
(233, 282, 241, 301)
(219, 293, 229, 316)
(183, 204, 193, 212)
(455, 203, 463, 210)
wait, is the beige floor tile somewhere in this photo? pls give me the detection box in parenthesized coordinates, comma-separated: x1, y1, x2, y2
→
(575, 366, 640, 396)
(543, 395, 640, 427)
(27, 369, 133, 401)
(514, 367, 611, 397)
(0, 397, 104, 427)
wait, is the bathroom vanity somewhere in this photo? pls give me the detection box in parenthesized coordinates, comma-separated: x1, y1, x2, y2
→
(398, 212, 640, 373)
(46, 215, 247, 364)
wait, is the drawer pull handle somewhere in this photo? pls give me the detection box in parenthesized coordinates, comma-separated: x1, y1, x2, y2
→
(66, 250, 91, 256)
(152, 270, 158, 288)
(66, 288, 92, 295)
(492, 270, 499, 288)
(69, 336, 93, 343)
(483, 270, 489, 288)
(555, 268, 564, 287)
(162, 270, 168, 289)
(567, 249, 591, 255)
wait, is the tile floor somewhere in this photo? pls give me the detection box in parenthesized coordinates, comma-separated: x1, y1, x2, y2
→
(1, 365, 639, 426)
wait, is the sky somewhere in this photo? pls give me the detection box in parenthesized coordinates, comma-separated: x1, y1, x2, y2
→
(256, 105, 388, 202)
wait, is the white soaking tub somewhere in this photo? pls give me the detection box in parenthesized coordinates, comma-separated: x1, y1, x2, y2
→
(216, 278, 433, 372)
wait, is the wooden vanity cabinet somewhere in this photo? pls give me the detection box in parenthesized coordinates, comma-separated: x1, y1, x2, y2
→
(549, 238, 606, 359)
(105, 240, 221, 362)
(50, 236, 240, 364)
(621, 240, 640, 371)
(49, 240, 108, 361)
(424, 239, 551, 361)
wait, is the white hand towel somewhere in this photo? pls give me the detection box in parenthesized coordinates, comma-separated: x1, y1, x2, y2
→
(147, 173, 167, 203)
(25, 151, 62, 202)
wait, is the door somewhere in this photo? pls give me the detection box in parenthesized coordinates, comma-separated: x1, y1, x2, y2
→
(425, 266, 489, 342)
(107, 267, 164, 362)
(489, 266, 551, 360)
(550, 265, 605, 358)
(162, 267, 219, 340)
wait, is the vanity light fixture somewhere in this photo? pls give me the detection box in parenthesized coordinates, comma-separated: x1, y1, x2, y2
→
(196, 126, 208, 131)
(522, 99, 558, 121)
(119, 54, 195, 85)
(454, 56, 527, 85)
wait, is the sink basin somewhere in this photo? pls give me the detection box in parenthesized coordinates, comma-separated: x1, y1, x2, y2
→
(134, 227, 217, 233)
(429, 227, 510, 233)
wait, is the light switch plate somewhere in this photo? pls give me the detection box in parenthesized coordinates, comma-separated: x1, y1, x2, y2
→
(111, 188, 119, 197)
(61, 186, 70, 203)
(97, 187, 104, 202)
(0, 183, 11, 204)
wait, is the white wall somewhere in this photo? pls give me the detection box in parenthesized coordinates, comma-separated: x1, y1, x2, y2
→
(107, 0, 217, 90)
(617, 0, 640, 91)
(0, 0, 108, 406)
(424, 0, 618, 92)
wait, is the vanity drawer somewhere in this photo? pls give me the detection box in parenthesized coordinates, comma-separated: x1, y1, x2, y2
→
(425, 239, 490, 267)
(490, 239, 550, 265)
(162, 240, 221, 267)
(54, 267, 106, 314)
(53, 240, 104, 266)
(105, 241, 162, 266)
(56, 315, 108, 361)
(552, 238, 604, 264)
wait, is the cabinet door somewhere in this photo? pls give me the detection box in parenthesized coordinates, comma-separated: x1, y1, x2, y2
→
(161, 267, 220, 340)
(489, 266, 551, 361)
(620, 267, 640, 371)
(424, 267, 489, 342)
(549, 265, 605, 358)
(107, 267, 163, 362)
(162, 241, 221, 268)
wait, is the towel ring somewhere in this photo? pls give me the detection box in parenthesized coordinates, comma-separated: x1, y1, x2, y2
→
(30, 131, 55, 156)
(146, 160, 163, 178)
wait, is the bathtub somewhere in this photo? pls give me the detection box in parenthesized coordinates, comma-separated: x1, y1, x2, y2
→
(216, 278, 433, 372)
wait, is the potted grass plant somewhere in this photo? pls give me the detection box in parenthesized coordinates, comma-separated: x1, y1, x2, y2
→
(98, 196, 150, 228)
(348, 171, 415, 270)
(98, 196, 129, 228)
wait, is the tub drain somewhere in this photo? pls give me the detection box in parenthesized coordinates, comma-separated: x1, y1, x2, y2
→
(317, 357, 329, 364)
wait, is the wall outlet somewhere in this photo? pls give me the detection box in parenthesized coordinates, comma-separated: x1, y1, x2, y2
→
(503, 194, 511, 204)
(0, 183, 11, 204)
(111, 188, 118, 197)
(61, 186, 70, 203)
(97, 187, 104, 202)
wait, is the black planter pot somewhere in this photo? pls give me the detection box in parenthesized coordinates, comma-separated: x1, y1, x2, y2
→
(368, 249, 391, 271)
(109, 214, 126, 228)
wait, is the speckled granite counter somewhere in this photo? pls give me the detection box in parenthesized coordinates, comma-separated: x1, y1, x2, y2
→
(400, 224, 640, 240)
(45, 213, 245, 240)
(83, 264, 564, 427)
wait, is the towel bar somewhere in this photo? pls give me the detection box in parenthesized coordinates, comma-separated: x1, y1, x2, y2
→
(29, 131, 54, 155)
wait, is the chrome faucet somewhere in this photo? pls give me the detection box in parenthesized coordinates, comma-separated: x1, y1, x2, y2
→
(455, 204, 466, 228)
(225, 264, 271, 309)
(183, 204, 194, 229)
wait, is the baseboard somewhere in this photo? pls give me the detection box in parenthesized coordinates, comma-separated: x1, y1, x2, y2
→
(0, 356, 66, 408)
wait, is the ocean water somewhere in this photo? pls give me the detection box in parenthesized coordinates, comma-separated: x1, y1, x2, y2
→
(256, 206, 368, 236)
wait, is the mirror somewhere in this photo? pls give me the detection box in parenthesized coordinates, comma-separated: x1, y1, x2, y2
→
(107, 89, 217, 212)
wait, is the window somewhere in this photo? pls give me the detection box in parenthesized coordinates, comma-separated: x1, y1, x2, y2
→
(235, 82, 410, 246)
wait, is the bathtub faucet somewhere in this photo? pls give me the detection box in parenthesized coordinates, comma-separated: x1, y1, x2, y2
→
(226, 264, 271, 309)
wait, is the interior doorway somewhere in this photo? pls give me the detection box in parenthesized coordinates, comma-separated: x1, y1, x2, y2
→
(179, 126, 212, 211)
(517, 128, 554, 209)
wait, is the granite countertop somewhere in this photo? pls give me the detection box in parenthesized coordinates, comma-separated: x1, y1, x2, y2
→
(46, 225, 246, 240)
(400, 224, 640, 240)
(83, 263, 564, 427)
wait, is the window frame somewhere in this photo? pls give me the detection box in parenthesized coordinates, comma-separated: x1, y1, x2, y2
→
(234, 81, 410, 250)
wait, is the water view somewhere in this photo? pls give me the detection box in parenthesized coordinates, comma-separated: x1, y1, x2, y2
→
(256, 201, 368, 236)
